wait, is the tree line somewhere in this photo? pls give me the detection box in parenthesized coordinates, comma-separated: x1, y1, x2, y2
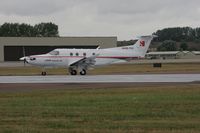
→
(154, 27, 200, 51)
(118, 27, 200, 51)
(154, 27, 200, 42)
(0, 22, 59, 37)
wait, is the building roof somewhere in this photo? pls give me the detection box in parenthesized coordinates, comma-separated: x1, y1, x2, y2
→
(146, 51, 181, 55)
(0, 36, 117, 48)
(182, 51, 190, 54)
(192, 51, 200, 55)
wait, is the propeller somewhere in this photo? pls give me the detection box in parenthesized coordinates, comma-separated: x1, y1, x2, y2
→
(23, 46, 26, 66)
(21, 46, 28, 66)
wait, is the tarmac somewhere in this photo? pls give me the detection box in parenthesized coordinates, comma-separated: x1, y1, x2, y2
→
(0, 74, 200, 83)
(0, 59, 200, 67)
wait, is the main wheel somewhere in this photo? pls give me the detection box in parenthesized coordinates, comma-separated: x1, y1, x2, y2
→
(41, 71, 47, 76)
(70, 70, 77, 75)
(80, 69, 86, 75)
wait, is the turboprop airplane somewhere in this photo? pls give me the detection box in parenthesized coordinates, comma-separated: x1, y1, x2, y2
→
(20, 35, 155, 76)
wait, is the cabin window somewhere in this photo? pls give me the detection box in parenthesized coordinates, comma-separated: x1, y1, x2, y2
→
(70, 53, 73, 56)
(76, 53, 79, 56)
(92, 53, 95, 56)
(49, 50, 59, 55)
(83, 53, 86, 56)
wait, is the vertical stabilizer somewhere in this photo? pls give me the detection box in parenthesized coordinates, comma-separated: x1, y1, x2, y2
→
(133, 35, 155, 57)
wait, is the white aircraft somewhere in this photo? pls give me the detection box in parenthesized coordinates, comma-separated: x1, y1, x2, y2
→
(20, 35, 155, 75)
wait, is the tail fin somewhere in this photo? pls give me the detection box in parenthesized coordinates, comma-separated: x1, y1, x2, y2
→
(106, 35, 156, 57)
(132, 35, 155, 57)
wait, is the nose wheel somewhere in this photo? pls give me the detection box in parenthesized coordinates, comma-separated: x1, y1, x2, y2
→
(41, 71, 47, 76)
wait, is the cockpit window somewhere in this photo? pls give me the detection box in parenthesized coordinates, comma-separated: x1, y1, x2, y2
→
(49, 50, 59, 55)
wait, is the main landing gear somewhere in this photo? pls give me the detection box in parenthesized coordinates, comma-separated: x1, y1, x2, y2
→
(69, 69, 87, 75)
(70, 69, 77, 75)
(40, 68, 87, 76)
(80, 69, 86, 75)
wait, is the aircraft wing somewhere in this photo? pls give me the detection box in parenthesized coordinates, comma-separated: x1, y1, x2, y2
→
(69, 54, 99, 69)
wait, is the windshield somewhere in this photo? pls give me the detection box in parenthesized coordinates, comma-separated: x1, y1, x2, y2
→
(49, 50, 59, 55)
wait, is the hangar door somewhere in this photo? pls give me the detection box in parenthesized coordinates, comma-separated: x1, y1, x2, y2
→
(4, 45, 98, 61)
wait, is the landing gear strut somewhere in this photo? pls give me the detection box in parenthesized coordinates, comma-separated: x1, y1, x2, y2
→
(41, 68, 47, 76)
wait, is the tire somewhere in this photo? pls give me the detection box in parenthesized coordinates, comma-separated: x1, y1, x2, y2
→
(41, 72, 47, 76)
(70, 70, 77, 75)
(80, 69, 86, 75)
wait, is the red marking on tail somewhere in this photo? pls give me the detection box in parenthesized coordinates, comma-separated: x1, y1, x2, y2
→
(140, 41, 145, 47)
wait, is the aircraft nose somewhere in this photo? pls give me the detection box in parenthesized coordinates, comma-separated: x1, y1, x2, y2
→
(20, 57, 26, 61)
(19, 56, 30, 62)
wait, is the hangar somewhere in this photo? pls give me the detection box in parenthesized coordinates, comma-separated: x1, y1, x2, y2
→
(0, 37, 117, 61)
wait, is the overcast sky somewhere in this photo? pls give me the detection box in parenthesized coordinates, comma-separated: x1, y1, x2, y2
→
(0, 0, 200, 40)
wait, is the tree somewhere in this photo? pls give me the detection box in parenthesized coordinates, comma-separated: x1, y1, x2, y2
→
(0, 22, 59, 37)
(34, 22, 59, 37)
(18, 23, 35, 37)
(180, 42, 188, 51)
(117, 40, 136, 47)
(155, 27, 197, 42)
(0, 23, 12, 36)
(157, 40, 177, 51)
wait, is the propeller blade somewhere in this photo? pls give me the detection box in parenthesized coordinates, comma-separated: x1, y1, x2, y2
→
(24, 59, 26, 66)
(22, 46, 26, 67)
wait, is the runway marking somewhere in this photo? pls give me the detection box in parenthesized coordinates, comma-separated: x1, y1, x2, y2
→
(0, 74, 200, 83)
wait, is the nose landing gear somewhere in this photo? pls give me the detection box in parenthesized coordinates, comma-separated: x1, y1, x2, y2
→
(41, 71, 47, 76)
(41, 68, 47, 76)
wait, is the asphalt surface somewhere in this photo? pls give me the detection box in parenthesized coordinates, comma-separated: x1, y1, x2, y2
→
(0, 59, 200, 67)
(0, 74, 200, 83)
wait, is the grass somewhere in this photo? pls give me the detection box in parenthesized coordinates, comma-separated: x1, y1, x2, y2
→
(90, 63, 200, 75)
(0, 84, 200, 132)
(0, 63, 200, 75)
